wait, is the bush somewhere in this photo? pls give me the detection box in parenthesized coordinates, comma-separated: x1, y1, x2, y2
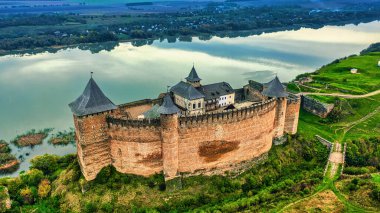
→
(20, 187, 35, 204)
(30, 154, 60, 176)
(83, 202, 97, 213)
(346, 137, 380, 169)
(20, 169, 44, 187)
(371, 184, 380, 201)
(38, 179, 51, 199)
(101, 203, 114, 213)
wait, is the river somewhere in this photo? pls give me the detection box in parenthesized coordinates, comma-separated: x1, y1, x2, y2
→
(1, 21, 380, 176)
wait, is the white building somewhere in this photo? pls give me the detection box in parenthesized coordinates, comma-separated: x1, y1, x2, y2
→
(170, 66, 235, 114)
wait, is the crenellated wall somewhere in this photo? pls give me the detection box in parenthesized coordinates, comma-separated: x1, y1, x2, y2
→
(74, 96, 299, 182)
(177, 99, 276, 176)
(108, 123, 163, 177)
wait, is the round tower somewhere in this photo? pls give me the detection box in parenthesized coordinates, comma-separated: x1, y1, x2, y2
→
(261, 76, 288, 139)
(158, 94, 181, 188)
(69, 75, 117, 181)
(274, 97, 287, 138)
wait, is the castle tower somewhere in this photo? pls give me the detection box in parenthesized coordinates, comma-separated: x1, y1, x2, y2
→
(262, 76, 288, 138)
(69, 75, 117, 180)
(185, 65, 202, 88)
(157, 94, 182, 187)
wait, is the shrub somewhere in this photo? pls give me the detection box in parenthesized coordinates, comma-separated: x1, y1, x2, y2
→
(83, 202, 97, 213)
(20, 187, 34, 204)
(38, 179, 51, 199)
(20, 169, 44, 186)
(30, 154, 60, 175)
(371, 184, 380, 201)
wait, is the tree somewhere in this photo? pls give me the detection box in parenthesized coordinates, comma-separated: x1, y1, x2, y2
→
(20, 169, 44, 187)
(31, 154, 59, 175)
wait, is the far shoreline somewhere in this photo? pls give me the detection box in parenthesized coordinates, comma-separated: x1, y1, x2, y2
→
(0, 19, 378, 57)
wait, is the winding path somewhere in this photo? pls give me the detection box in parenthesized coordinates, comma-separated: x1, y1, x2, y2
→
(299, 89, 380, 99)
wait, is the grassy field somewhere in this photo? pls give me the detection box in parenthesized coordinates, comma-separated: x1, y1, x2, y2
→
(294, 52, 380, 142)
(305, 52, 380, 94)
(285, 51, 380, 212)
(298, 94, 380, 142)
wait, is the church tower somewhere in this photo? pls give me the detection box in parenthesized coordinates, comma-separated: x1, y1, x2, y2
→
(185, 65, 202, 88)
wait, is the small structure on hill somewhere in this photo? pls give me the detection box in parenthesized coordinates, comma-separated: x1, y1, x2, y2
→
(350, 68, 358, 74)
(298, 76, 313, 84)
(378, 60, 380, 67)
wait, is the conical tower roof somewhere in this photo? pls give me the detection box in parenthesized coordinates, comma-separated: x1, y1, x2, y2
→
(157, 94, 181, 115)
(262, 76, 288, 98)
(69, 77, 117, 116)
(185, 65, 201, 82)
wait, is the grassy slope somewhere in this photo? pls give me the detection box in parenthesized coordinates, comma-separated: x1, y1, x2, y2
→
(310, 52, 380, 94)
(295, 53, 380, 142)
(282, 52, 380, 212)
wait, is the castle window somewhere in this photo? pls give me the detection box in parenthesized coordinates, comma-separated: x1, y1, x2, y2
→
(198, 102, 201, 108)
(193, 103, 196, 109)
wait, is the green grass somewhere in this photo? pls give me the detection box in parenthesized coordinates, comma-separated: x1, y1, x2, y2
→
(308, 95, 336, 104)
(298, 93, 380, 143)
(304, 52, 380, 94)
(372, 174, 380, 184)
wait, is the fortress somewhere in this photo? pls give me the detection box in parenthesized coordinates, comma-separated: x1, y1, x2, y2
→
(69, 66, 300, 184)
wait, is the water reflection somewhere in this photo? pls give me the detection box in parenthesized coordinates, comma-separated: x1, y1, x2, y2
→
(0, 21, 380, 176)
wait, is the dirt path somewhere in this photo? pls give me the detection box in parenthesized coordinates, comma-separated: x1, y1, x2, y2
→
(334, 105, 380, 138)
(300, 89, 380, 99)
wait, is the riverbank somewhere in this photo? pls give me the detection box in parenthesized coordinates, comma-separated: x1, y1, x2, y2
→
(0, 142, 19, 174)
(0, 43, 379, 211)
(1, 3, 380, 53)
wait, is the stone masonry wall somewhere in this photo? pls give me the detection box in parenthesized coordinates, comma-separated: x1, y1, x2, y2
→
(273, 98, 287, 138)
(301, 95, 334, 118)
(108, 124, 163, 177)
(177, 101, 276, 176)
(76, 96, 299, 181)
(284, 96, 301, 134)
(74, 112, 113, 180)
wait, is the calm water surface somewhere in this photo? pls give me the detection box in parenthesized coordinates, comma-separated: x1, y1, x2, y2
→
(1, 21, 380, 176)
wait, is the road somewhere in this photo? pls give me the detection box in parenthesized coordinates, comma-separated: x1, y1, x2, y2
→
(300, 89, 380, 99)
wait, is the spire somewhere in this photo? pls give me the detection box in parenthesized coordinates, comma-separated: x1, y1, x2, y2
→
(262, 76, 288, 98)
(158, 94, 181, 115)
(69, 77, 117, 116)
(185, 65, 201, 82)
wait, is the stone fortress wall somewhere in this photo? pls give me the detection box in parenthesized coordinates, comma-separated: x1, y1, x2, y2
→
(74, 96, 300, 182)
